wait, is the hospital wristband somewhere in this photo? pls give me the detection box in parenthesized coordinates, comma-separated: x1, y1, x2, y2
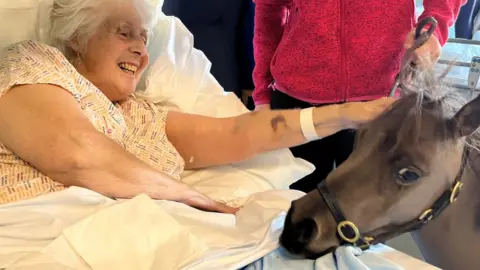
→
(300, 107, 320, 141)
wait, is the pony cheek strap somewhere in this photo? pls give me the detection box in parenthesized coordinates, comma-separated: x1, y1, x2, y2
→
(300, 107, 320, 141)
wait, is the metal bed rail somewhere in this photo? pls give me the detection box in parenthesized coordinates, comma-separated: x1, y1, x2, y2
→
(436, 38, 480, 96)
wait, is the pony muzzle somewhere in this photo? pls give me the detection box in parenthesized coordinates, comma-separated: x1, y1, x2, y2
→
(280, 204, 319, 255)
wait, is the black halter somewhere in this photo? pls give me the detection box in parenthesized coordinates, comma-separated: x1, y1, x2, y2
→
(317, 147, 469, 250)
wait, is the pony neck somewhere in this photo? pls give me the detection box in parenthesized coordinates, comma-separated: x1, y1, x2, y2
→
(411, 149, 480, 269)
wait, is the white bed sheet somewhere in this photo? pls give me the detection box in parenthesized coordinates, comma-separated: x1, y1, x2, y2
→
(0, 187, 304, 270)
(0, 187, 432, 270)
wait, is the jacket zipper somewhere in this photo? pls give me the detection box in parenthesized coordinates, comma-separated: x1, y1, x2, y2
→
(340, 0, 347, 102)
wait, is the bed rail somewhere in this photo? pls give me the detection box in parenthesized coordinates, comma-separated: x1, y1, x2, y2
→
(436, 38, 480, 98)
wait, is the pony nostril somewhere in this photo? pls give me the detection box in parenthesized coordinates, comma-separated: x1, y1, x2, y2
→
(297, 218, 318, 245)
(280, 217, 318, 254)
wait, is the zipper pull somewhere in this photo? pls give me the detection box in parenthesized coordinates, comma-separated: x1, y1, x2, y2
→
(268, 80, 276, 90)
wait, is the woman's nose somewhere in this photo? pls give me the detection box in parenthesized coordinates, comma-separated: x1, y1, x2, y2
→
(129, 39, 147, 56)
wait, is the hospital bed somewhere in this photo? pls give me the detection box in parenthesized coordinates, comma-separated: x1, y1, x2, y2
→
(436, 38, 480, 100)
(0, 1, 465, 269)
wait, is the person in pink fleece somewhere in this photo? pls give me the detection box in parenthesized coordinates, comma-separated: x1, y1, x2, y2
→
(252, 0, 466, 192)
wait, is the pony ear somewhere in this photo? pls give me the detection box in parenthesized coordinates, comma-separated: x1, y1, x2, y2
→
(450, 95, 480, 138)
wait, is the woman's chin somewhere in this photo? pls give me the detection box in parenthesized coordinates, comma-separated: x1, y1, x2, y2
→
(104, 87, 135, 102)
(117, 80, 137, 98)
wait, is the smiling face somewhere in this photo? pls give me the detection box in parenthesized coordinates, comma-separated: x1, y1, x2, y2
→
(72, 0, 150, 101)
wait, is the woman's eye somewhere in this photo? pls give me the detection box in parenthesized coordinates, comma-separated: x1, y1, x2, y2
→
(395, 167, 422, 184)
(117, 28, 129, 37)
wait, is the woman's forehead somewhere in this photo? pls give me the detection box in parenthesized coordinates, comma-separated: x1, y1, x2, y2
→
(105, 1, 151, 29)
(105, 14, 150, 33)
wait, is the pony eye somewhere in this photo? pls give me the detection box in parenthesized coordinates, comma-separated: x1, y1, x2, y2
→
(395, 167, 422, 184)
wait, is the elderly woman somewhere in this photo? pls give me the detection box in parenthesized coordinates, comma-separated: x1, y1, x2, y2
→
(0, 0, 394, 213)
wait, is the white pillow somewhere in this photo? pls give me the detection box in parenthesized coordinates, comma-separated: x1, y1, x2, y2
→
(0, 0, 44, 51)
(182, 151, 314, 205)
(0, 0, 162, 51)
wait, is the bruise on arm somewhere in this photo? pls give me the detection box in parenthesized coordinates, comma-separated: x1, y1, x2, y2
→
(167, 109, 300, 170)
(270, 115, 289, 132)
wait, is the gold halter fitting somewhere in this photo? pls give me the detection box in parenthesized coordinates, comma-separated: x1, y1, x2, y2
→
(450, 181, 463, 203)
(418, 209, 433, 221)
(337, 220, 361, 243)
(418, 181, 464, 222)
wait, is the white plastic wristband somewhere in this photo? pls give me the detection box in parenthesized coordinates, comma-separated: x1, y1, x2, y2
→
(300, 107, 320, 141)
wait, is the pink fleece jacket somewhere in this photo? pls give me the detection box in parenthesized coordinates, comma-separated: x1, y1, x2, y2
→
(252, 0, 466, 106)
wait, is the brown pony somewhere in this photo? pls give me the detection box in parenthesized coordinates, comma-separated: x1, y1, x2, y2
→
(279, 68, 480, 269)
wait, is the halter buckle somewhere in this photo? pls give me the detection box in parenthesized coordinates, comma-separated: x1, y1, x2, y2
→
(450, 182, 463, 203)
(337, 221, 361, 243)
(418, 209, 433, 222)
(364, 236, 375, 244)
(361, 236, 375, 248)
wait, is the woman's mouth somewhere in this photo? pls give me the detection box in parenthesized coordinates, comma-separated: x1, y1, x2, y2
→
(118, 63, 138, 75)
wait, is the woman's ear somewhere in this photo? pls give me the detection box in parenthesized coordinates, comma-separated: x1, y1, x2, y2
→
(450, 95, 480, 138)
(67, 36, 82, 55)
(67, 37, 84, 66)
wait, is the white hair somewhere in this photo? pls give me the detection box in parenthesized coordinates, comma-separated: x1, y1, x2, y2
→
(47, 0, 159, 62)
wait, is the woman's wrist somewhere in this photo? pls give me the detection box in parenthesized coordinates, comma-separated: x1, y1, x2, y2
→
(305, 104, 353, 140)
(331, 98, 395, 129)
(335, 103, 357, 129)
(312, 104, 354, 130)
(300, 107, 320, 141)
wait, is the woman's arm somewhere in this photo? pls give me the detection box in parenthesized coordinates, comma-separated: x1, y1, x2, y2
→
(0, 84, 235, 213)
(252, 0, 292, 107)
(166, 98, 394, 169)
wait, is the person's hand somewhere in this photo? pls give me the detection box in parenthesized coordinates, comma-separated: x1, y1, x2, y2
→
(175, 185, 239, 214)
(255, 104, 271, 111)
(339, 97, 396, 127)
(404, 27, 441, 68)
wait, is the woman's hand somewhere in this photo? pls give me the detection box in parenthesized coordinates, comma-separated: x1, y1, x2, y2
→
(339, 97, 396, 127)
(175, 185, 239, 214)
(404, 28, 441, 68)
